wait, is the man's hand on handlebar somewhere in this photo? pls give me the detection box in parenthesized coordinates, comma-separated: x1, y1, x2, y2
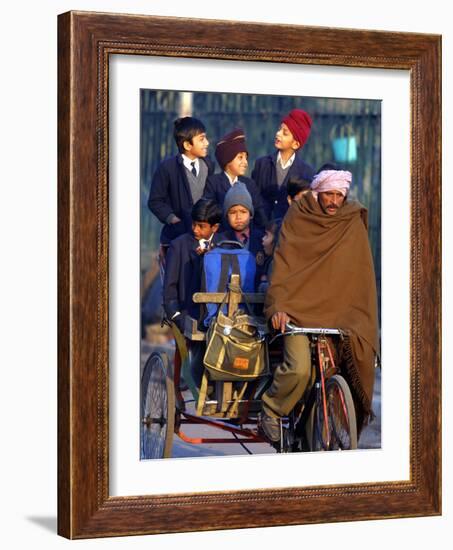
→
(271, 312, 290, 333)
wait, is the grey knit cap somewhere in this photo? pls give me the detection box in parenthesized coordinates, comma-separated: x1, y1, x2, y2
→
(223, 182, 254, 217)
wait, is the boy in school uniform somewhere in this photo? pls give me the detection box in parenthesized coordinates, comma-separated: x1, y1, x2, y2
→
(220, 182, 266, 288)
(251, 109, 315, 220)
(163, 199, 223, 333)
(148, 116, 215, 250)
(286, 176, 312, 205)
(257, 218, 283, 293)
(203, 128, 267, 229)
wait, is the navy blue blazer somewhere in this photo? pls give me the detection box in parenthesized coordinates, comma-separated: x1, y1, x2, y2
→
(163, 232, 222, 330)
(251, 152, 314, 220)
(148, 154, 215, 245)
(203, 173, 268, 229)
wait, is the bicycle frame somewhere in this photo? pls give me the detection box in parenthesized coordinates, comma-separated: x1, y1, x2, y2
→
(270, 324, 345, 451)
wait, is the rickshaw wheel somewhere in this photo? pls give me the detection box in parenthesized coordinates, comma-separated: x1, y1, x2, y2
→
(310, 375, 357, 451)
(141, 351, 175, 459)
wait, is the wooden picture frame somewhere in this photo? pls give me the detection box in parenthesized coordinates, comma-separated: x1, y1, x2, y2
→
(57, 10, 441, 539)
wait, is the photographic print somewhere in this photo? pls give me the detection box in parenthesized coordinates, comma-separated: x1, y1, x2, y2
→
(140, 89, 382, 460)
(58, 11, 440, 538)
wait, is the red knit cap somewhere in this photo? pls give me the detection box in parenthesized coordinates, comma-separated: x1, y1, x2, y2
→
(281, 109, 312, 147)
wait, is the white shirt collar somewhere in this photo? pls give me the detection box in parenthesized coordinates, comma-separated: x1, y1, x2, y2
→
(224, 171, 238, 185)
(198, 234, 214, 249)
(277, 151, 295, 170)
(182, 154, 199, 174)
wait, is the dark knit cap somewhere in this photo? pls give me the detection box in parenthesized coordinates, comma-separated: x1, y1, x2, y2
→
(223, 182, 254, 217)
(215, 128, 248, 169)
(281, 109, 312, 147)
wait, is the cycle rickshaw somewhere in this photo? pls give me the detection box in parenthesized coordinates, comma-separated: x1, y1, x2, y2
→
(141, 273, 358, 459)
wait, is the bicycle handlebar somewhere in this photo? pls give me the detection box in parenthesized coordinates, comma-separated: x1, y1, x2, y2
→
(269, 323, 344, 344)
(286, 323, 343, 335)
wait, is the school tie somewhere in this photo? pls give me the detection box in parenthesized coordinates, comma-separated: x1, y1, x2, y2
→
(190, 161, 197, 177)
(241, 233, 248, 245)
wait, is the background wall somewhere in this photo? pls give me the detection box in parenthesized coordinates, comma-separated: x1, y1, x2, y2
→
(141, 91, 381, 254)
(0, 1, 449, 548)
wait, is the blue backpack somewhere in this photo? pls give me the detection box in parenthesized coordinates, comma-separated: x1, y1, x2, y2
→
(202, 241, 256, 327)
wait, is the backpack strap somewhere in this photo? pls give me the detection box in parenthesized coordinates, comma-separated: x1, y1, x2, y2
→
(218, 253, 242, 292)
(230, 254, 241, 282)
(218, 254, 230, 292)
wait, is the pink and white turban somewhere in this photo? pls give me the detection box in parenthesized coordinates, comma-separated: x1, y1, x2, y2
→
(310, 170, 352, 199)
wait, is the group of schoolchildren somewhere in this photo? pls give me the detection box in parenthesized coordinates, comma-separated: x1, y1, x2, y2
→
(147, 109, 316, 335)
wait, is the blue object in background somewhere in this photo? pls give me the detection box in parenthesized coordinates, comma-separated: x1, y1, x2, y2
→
(332, 135, 358, 163)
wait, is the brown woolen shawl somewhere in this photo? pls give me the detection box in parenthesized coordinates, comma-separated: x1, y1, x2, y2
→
(264, 192, 379, 428)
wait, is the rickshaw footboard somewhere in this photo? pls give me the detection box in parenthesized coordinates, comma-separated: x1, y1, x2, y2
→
(175, 411, 267, 444)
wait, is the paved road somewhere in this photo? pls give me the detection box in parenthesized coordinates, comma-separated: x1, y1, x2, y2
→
(141, 341, 381, 458)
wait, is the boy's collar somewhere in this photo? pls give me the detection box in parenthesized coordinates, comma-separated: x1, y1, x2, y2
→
(234, 227, 250, 242)
(272, 150, 298, 163)
(195, 233, 215, 254)
(181, 154, 200, 167)
(277, 151, 296, 169)
(224, 171, 238, 185)
(200, 233, 214, 244)
(190, 232, 215, 244)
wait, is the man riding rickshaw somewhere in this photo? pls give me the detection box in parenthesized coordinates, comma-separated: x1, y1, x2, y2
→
(259, 169, 379, 444)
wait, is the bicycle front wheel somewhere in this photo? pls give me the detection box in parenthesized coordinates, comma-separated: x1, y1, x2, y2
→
(311, 375, 357, 451)
(326, 375, 357, 450)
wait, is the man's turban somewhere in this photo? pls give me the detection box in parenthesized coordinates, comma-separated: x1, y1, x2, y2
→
(310, 169, 352, 199)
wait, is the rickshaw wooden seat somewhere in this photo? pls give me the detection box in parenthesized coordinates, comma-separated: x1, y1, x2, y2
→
(183, 316, 206, 341)
(201, 398, 263, 418)
(192, 291, 265, 304)
(176, 275, 269, 418)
